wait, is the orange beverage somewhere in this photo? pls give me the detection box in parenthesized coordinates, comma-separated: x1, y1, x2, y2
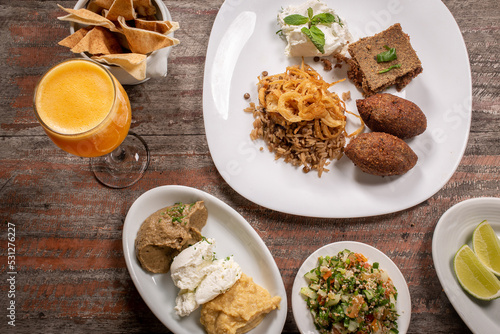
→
(34, 59, 131, 158)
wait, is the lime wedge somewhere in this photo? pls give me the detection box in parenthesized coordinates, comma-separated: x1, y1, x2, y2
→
(453, 245, 500, 300)
(473, 220, 500, 276)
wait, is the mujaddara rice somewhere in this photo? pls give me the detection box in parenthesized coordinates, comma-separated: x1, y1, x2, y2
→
(245, 63, 348, 177)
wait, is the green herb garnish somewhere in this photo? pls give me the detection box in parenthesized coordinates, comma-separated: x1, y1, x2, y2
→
(378, 63, 402, 73)
(282, 7, 342, 53)
(201, 236, 213, 244)
(301, 26, 325, 53)
(284, 14, 310, 26)
(310, 12, 336, 25)
(376, 45, 397, 62)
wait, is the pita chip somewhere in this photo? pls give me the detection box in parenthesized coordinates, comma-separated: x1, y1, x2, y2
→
(105, 0, 136, 21)
(57, 4, 116, 31)
(117, 16, 179, 54)
(133, 0, 156, 17)
(92, 0, 115, 10)
(71, 26, 123, 55)
(58, 27, 91, 49)
(135, 18, 179, 35)
(93, 53, 147, 80)
(86, 0, 105, 14)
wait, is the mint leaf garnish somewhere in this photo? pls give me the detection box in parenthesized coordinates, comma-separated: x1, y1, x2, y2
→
(284, 14, 309, 25)
(311, 12, 336, 25)
(302, 26, 325, 53)
(307, 7, 313, 20)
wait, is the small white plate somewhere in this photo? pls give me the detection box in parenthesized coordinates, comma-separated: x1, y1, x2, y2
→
(292, 241, 411, 334)
(432, 197, 500, 334)
(123, 185, 287, 333)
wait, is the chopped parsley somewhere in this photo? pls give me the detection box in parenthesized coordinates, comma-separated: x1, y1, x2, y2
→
(172, 217, 183, 224)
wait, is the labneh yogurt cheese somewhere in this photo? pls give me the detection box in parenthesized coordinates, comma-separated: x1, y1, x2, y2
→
(170, 238, 242, 317)
(278, 0, 352, 57)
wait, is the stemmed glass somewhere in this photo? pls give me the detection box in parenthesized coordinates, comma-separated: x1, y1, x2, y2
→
(33, 58, 149, 188)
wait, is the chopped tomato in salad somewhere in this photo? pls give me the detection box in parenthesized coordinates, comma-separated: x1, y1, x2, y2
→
(300, 250, 399, 334)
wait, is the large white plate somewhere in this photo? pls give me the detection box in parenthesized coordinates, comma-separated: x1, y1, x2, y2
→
(203, 0, 471, 217)
(292, 241, 411, 333)
(432, 197, 500, 334)
(123, 185, 287, 334)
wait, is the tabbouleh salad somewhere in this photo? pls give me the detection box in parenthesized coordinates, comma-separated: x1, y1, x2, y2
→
(301, 249, 399, 333)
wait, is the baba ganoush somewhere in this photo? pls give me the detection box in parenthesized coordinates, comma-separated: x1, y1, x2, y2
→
(135, 201, 208, 273)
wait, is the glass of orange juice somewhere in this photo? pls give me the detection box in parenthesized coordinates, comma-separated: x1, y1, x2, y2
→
(33, 59, 150, 188)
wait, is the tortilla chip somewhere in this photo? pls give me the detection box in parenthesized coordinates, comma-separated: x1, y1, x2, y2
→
(133, 0, 156, 17)
(71, 26, 123, 55)
(57, 5, 116, 31)
(134, 18, 179, 35)
(93, 53, 147, 80)
(106, 0, 136, 21)
(58, 27, 91, 48)
(117, 16, 179, 54)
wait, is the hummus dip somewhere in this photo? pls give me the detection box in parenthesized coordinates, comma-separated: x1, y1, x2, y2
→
(200, 273, 281, 334)
(135, 201, 208, 273)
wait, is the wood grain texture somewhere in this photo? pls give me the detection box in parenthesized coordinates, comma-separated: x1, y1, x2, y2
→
(0, 0, 498, 333)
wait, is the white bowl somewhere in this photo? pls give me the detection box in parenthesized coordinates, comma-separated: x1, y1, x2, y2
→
(432, 197, 500, 334)
(69, 0, 174, 85)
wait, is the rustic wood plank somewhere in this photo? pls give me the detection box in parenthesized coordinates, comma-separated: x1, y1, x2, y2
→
(0, 0, 498, 333)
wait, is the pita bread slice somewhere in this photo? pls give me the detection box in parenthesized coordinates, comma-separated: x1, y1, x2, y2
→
(57, 5, 116, 30)
(86, 0, 106, 14)
(117, 16, 179, 54)
(92, 53, 147, 80)
(133, 0, 156, 17)
(71, 26, 123, 55)
(105, 0, 136, 21)
(58, 27, 91, 49)
(92, 0, 114, 10)
(134, 18, 179, 35)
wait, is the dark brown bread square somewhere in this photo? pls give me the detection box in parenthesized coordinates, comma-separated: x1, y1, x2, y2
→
(345, 23, 422, 96)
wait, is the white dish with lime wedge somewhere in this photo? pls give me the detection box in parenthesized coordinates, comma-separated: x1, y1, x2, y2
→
(432, 197, 500, 334)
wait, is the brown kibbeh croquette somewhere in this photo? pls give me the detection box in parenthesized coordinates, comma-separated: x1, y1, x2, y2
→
(356, 93, 427, 139)
(345, 132, 418, 176)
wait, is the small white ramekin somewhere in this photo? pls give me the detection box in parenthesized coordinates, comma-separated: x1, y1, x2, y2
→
(69, 0, 174, 85)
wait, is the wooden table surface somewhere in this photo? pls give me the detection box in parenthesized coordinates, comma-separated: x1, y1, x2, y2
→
(1, 0, 499, 333)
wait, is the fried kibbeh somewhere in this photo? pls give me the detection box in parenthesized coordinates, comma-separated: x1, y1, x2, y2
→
(342, 23, 422, 96)
(356, 93, 427, 139)
(345, 132, 417, 176)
